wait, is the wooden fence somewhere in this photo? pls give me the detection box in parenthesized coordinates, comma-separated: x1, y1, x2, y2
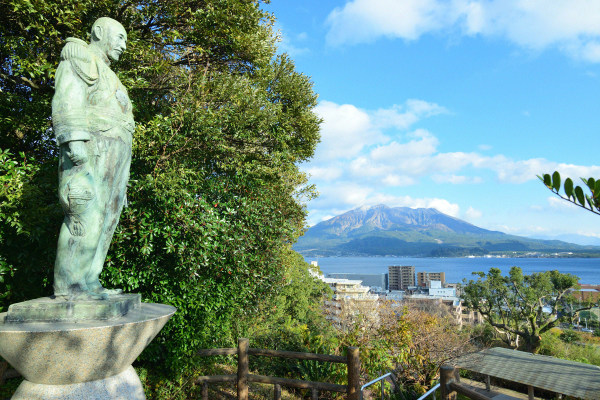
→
(439, 365, 494, 400)
(195, 338, 361, 400)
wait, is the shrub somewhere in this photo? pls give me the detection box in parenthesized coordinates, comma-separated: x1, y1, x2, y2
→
(559, 330, 580, 344)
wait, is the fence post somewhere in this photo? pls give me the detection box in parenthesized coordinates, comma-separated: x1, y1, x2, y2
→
(202, 383, 208, 400)
(238, 338, 249, 400)
(347, 346, 360, 400)
(440, 365, 456, 400)
(273, 383, 281, 400)
(312, 388, 319, 399)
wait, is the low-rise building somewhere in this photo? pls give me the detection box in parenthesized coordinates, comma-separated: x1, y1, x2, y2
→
(311, 271, 380, 326)
(571, 284, 600, 302)
(417, 271, 446, 288)
(327, 272, 388, 290)
(428, 280, 456, 297)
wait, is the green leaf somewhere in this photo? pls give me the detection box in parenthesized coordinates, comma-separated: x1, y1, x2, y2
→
(552, 171, 561, 191)
(586, 195, 594, 210)
(564, 178, 574, 199)
(587, 177, 596, 192)
(594, 180, 600, 197)
(575, 186, 585, 206)
(543, 174, 552, 188)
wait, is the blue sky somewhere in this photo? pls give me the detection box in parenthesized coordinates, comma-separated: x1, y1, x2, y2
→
(264, 0, 600, 243)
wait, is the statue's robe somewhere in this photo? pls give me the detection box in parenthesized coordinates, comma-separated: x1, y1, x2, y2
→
(52, 37, 134, 296)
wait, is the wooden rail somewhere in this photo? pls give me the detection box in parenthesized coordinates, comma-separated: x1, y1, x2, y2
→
(439, 365, 548, 400)
(440, 365, 491, 400)
(195, 338, 361, 400)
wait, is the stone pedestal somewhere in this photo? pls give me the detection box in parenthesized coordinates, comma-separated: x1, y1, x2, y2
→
(5, 294, 141, 323)
(12, 366, 145, 400)
(0, 302, 175, 399)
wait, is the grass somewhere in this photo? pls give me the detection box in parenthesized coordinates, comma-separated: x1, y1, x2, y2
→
(138, 363, 306, 400)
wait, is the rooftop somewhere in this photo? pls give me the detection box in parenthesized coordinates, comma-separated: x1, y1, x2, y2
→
(455, 347, 600, 400)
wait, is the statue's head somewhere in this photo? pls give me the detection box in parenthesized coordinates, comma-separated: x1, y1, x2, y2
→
(90, 17, 127, 62)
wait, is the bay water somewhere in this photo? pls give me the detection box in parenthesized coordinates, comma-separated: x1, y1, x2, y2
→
(307, 256, 600, 285)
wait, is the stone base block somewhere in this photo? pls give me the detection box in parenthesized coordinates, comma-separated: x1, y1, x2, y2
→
(12, 365, 145, 400)
(5, 294, 141, 323)
(0, 303, 175, 385)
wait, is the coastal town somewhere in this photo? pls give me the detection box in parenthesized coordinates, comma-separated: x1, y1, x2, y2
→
(313, 262, 599, 332)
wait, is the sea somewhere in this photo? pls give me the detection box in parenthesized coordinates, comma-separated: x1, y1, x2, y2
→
(306, 256, 600, 285)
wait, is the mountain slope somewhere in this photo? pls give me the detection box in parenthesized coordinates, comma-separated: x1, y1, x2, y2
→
(295, 205, 600, 257)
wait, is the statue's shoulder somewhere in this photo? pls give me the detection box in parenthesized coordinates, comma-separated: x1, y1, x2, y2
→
(60, 38, 91, 62)
(60, 38, 98, 84)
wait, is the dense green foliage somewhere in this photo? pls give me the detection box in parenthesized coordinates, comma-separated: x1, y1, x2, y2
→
(462, 267, 596, 353)
(1, 0, 320, 373)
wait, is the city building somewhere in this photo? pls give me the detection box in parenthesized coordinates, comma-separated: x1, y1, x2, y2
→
(327, 273, 388, 291)
(388, 265, 415, 290)
(445, 283, 461, 296)
(571, 284, 600, 302)
(417, 271, 446, 288)
(320, 277, 376, 301)
(428, 280, 456, 297)
(319, 276, 379, 326)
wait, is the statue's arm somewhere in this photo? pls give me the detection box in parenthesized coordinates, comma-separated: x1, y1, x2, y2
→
(52, 40, 97, 165)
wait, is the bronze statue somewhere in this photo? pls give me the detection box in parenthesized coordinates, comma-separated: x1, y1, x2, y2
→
(52, 17, 133, 299)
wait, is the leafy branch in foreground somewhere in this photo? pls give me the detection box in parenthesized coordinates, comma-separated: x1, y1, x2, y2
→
(538, 171, 600, 216)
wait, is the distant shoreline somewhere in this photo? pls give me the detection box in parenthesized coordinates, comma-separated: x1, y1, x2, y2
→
(306, 256, 600, 285)
(300, 254, 600, 259)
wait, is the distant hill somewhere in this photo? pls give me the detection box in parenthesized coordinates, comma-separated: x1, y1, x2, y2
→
(294, 205, 600, 257)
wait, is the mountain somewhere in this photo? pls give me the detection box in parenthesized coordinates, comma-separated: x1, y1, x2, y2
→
(294, 205, 600, 257)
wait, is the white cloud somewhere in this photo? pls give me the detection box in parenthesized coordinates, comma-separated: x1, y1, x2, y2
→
(371, 129, 439, 160)
(372, 100, 448, 130)
(350, 157, 390, 177)
(421, 198, 461, 216)
(316, 182, 374, 207)
(432, 174, 483, 184)
(313, 101, 381, 160)
(382, 174, 416, 186)
(546, 196, 582, 212)
(313, 100, 600, 187)
(326, 0, 446, 45)
(313, 100, 446, 163)
(306, 166, 343, 181)
(479, 157, 600, 184)
(365, 194, 461, 217)
(275, 23, 309, 56)
(309, 179, 461, 222)
(306, 98, 600, 231)
(326, 0, 600, 62)
(465, 206, 482, 219)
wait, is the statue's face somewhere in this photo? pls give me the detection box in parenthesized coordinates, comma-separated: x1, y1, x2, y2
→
(104, 23, 127, 62)
(93, 20, 127, 62)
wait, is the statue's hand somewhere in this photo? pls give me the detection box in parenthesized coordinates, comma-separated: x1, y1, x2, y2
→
(68, 216, 85, 236)
(66, 141, 88, 165)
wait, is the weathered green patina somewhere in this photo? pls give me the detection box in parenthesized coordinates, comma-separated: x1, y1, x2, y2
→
(5, 294, 141, 323)
(52, 17, 134, 300)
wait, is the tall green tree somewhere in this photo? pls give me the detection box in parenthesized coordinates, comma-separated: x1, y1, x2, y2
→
(1, 0, 320, 372)
(462, 267, 595, 353)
